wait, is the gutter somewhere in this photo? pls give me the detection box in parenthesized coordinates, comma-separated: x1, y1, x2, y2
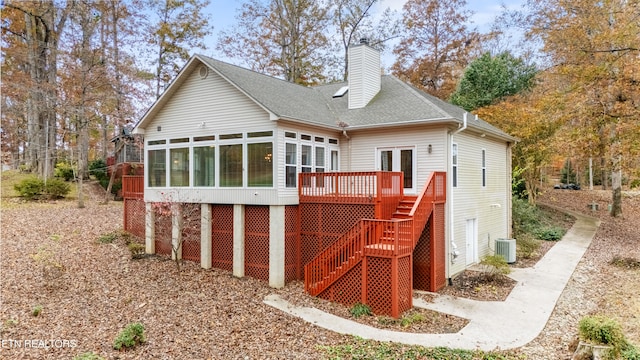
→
(451, 112, 468, 135)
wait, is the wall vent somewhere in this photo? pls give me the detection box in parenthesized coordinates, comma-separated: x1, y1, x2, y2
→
(198, 65, 209, 79)
(495, 238, 516, 263)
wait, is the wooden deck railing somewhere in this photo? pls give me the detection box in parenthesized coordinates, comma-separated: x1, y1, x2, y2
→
(304, 171, 446, 296)
(408, 172, 446, 246)
(299, 171, 404, 219)
(122, 175, 144, 199)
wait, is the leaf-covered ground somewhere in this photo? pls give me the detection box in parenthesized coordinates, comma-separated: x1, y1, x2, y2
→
(1, 180, 638, 359)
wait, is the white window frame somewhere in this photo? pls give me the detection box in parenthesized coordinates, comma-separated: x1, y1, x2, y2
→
(452, 143, 458, 188)
(481, 148, 486, 188)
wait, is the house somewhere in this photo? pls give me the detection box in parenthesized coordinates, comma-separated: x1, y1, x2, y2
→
(130, 42, 516, 317)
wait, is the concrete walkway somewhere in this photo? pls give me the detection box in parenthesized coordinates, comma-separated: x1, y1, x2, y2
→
(264, 210, 600, 351)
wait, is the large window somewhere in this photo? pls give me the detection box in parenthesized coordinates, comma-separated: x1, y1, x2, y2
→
(248, 142, 273, 187)
(194, 146, 215, 187)
(170, 148, 189, 187)
(220, 144, 243, 187)
(148, 149, 166, 187)
(285, 143, 297, 188)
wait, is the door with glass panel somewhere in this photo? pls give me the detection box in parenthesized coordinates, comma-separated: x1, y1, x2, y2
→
(377, 147, 415, 193)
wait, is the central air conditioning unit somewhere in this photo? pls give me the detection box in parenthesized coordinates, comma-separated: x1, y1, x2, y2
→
(495, 238, 516, 263)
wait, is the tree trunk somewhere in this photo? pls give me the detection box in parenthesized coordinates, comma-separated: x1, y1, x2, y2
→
(610, 156, 622, 217)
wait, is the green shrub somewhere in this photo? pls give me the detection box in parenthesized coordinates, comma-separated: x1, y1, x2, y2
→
(14, 177, 44, 199)
(480, 255, 511, 281)
(400, 313, 425, 327)
(54, 162, 75, 181)
(534, 226, 565, 241)
(350, 303, 372, 318)
(73, 352, 105, 360)
(113, 322, 145, 350)
(43, 178, 71, 198)
(579, 315, 630, 359)
(98, 232, 118, 244)
(89, 159, 108, 182)
(622, 345, 640, 360)
(32, 305, 43, 317)
(111, 180, 122, 195)
(516, 233, 541, 259)
(127, 243, 145, 259)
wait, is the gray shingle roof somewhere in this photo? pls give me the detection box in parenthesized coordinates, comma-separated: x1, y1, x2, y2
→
(181, 54, 514, 141)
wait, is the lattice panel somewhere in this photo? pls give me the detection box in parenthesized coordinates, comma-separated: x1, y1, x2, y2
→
(413, 218, 432, 291)
(181, 203, 201, 262)
(318, 262, 362, 307)
(211, 205, 234, 271)
(124, 198, 145, 240)
(397, 255, 413, 314)
(432, 204, 447, 291)
(284, 205, 300, 282)
(300, 203, 375, 267)
(154, 206, 172, 256)
(366, 257, 392, 316)
(245, 206, 270, 282)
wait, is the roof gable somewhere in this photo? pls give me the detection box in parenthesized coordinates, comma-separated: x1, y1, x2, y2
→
(134, 54, 515, 142)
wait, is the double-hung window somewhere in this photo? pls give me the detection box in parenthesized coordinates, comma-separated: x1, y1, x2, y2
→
(452, 143, 458, 188)
(148, 140, 167, 187)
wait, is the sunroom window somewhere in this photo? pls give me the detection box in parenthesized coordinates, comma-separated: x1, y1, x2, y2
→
(219, 144, 242, 187)
(148, 149, 166, 187)
(194, 145, 215, 187)
(285, 143, 297, 188)
(170, 148, 189, 187)
(248, 142, 273, 187)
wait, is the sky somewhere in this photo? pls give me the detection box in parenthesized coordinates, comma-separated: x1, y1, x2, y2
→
(202, 0, 525, 66)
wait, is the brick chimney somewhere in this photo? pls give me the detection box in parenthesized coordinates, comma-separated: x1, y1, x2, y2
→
(348, 39, 381, 109)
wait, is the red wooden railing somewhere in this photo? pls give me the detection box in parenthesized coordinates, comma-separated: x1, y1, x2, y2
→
(122, 175, 144, 199)
(304, 171, 446, 297)
(299, 171, 404, 219)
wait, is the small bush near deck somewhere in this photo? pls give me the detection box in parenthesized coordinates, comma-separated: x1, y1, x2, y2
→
(480, 255, 511, 281)
(113, 322, 145, 350)
(350, 303, 372, 318)
(127, 243, 145, 259)
(516, 233, 541, 259)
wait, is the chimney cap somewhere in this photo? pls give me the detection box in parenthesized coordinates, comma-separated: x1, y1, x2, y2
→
(359, 37, 370, 45)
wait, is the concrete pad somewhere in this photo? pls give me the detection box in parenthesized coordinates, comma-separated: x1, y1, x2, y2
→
(264, 211, 599, 351)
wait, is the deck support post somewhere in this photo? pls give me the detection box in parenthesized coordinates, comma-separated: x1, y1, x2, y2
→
(171, 204, 182, 261)
(145, 202, 155, 254)
(233, 204, 245, 278)
(391, 256, 399, 318)
(269, 205, 286, 288)
(200, 204, 212, 269)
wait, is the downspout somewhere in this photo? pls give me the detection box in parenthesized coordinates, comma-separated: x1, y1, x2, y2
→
(343, 130, 351, 171)
(452, 112, 468, 135)
(447, 112, 467, 282)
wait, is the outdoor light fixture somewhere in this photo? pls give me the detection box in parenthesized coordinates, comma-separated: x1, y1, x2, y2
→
(157, 126, 161, 132)
(428, 144, 432, 154)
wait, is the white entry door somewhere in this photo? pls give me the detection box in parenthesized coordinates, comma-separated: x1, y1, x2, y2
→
(377, 147, 415, 193)
(466, 218, 478, 265)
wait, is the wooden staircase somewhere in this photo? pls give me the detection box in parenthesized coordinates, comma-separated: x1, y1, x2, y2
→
(304, 172, 446, 298)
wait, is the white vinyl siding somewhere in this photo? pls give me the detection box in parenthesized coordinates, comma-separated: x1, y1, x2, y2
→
(448, 132, 510, 276)
(343, 126, 448, 191)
